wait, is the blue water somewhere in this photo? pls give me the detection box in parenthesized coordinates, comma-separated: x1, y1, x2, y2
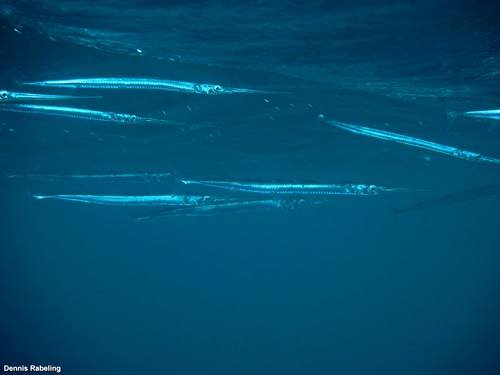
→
(1, 1, 500, 374)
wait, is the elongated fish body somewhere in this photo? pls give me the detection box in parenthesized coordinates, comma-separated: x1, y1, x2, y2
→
(33, 194, 215, 206)
(0, 103, 188, 126)
(394, 183, 500, 215)
(181, 179, 407, 196)
(136, 199, 310, 219)
(452, 109, 500, 121)
(0, 90, 101, 102)
(8, 172, 172, 183)
(325, 119, 500, 163)
(23, 78, 282, 95)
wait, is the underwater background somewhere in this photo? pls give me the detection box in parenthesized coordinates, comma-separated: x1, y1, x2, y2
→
(1, 1, 499, 374)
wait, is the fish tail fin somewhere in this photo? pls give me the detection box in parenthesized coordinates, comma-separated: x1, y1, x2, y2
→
(171, 168, 192, 194)
(171, 167, 188, 184)
(446, 109, 459, 132)
(128, 209, 145, 222)
(31, 190, 50, 201)
(386, 204, 402, 216)
(132, 213, 147, 222)
(23, 181, 46, 201)
(317, 113, 326, 123)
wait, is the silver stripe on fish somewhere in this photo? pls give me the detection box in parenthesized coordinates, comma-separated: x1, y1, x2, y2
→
(33, 194, 218, 206)
(324, 118, 500, 163)
(181, 179, 414, 196)
(0, 104, 195, 126)
(23, 78, 287, 95)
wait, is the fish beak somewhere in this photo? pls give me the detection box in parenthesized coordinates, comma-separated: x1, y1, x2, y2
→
(387, 187, 413, 192)
(226, 87, 290, 94)
(386, 187, 446, 193)
(481, 156, 500, 163)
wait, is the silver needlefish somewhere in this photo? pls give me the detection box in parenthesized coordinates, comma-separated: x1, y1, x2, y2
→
(23, 78, 285, 95)
(0, 104, 194, 126)
(449, 109, 500, 121)
(324, 118, 500, 163)
(0, 89, 101, 102)
(135, 199, 311, 220)
(33, 194, 217, 206)
(7, 172, 172, 183)
(180, 179, 413, 196)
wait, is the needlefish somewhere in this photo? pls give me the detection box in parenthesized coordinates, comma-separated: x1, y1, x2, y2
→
(7, 172, 172, 183)
(449, 109, 500, 121)
(180, 179, 414, 196)
(0, 89, 101, 102)
(0, 104, 193, 126)
(135, 199, 312, 220)
(23, 78, 285, 95)
(324, 118, 500, 163)
(33, 194, 220, 206)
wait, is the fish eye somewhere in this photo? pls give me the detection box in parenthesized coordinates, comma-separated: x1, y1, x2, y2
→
(368, 185, 377, 193)
(213, 85, 222, 93)
(202, 196, 212, 203)
(0, 90, 8, 99)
